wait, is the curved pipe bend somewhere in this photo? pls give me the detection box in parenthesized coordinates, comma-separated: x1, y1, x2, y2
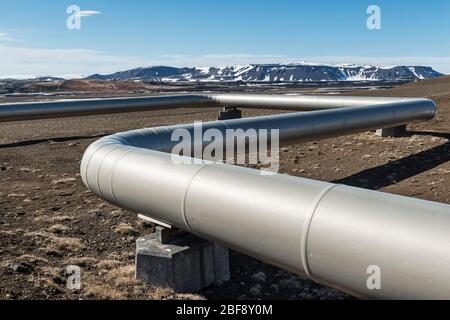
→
(79, 94, 450, 299)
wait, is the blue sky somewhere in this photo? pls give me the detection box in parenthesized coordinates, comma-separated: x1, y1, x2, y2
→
(0, 0, 449, 77)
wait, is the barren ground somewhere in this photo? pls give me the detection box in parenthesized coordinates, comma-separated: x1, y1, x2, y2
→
(1, 77, 449, 300)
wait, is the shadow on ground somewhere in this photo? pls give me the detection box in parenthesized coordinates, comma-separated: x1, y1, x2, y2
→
(335, 131, 450, 190)
(0, 134, 109, 149)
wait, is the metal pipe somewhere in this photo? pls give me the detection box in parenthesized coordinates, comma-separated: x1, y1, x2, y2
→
(0, 95, 212, 122)
(0, 93, 431, 122)
(209, 94, 424, 110)
(79, 95, 450, 299)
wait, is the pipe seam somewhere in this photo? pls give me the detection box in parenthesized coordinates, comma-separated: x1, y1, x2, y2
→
(181, 163, 210, 233)
(82, 142, 116, 191)
(300, 183, 339, 279)
(96, 144, 126, 201)
(109, 147, 136, 204)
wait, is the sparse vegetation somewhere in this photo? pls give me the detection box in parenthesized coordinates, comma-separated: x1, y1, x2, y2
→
(114, 223, 138, 236)
(47, 224, 70, 234)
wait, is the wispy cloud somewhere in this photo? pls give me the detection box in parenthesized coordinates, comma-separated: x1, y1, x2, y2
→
(0, 32, 15, 41)
(76, 10, 101, 18)
(160, 54, 289, 67)
(0, 45, 448, 78)
(0, 44, 146, 78)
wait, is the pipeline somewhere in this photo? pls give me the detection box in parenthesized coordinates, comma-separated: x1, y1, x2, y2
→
(75, 94, 450, 299)
(0, 93, 431, 122)
(0, 95, 212, 122)
(1, 93, 447, 298)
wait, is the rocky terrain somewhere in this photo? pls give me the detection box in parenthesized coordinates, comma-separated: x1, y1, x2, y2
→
(0, 77, 412, 101)
(0, 76, 449, 300)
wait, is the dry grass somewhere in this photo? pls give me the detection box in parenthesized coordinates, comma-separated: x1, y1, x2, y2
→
(105, 265, 135, 287)
(66, 257, 98, 268)
(0, 228, 25, 236)
(114, 223, 138, 236)
(17, 254, 49, 264)
(81, 265, 139, 300)
(25, 231, 85, 252)
(53, 237, 85, 252)
(34, 214, 74, 223)
(77, 263, 205, 300)
(50, 215, 75, 223)
(95, 259, 122, 269)
(51, 177, 77, 184)
(84, 284, 126, 300)
(47, 224, 70, 234)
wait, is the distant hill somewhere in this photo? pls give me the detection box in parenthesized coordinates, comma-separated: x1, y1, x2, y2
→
(86, 63, 444, 83)
(350, 75, 450, 101)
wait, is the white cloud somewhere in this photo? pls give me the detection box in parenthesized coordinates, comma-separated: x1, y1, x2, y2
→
(160, 54, 289, 67)
(0, 45, 151, 78)
(76, 10, 101, 18)
(0, 32, 15, 41)
(0, 45, 448, 79)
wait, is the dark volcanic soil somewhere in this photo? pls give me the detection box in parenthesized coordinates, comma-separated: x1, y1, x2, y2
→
(1, 77, 450, 300)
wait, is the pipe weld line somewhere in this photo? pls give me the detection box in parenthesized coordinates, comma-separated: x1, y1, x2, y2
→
(82, 141, 116, 190)
(181, 163, 210, 233)
(96, 145, 126, 200)
(300, 183, 339, 280)
(109, 147, 136, 204)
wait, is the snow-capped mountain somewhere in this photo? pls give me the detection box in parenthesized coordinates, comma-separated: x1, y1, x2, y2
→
(87, 64, 443, 82)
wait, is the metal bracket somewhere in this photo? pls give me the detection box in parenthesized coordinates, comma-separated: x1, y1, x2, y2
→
(155, 225, 186, 244)
(375, 125, 407, 137)
(218, 107, 242, 120)
(137, 214, 186, 244)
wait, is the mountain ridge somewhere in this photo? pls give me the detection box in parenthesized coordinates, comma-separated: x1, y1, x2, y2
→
(86, 63, 444, 83)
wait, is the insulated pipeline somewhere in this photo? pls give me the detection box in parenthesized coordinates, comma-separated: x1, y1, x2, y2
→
(0, 95, 212, 122)
(0, 94, 433, 122)
(78, 94, 450, 299)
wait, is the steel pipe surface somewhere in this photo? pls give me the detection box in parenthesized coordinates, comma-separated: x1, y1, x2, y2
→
(0, 93, 433, 122)
(78, 94, 450, 299)
(0, 95, 212, 122)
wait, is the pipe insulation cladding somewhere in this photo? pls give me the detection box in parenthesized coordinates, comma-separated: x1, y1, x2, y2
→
(0, 93, 433, 122)
(77, 94, 450, 299)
